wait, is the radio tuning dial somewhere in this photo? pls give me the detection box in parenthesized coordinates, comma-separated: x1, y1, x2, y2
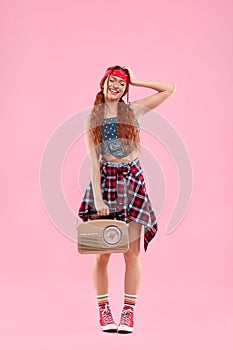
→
(103, 225, 122, 245)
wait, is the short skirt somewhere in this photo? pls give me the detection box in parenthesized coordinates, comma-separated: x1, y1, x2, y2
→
(78, 157, 158, 252)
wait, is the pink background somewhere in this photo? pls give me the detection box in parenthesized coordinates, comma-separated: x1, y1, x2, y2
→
(1, 0, 233, 349)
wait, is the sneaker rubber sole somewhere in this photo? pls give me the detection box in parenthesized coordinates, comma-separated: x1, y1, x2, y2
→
(101, 324, 118, 332)
(117, 324, 134, 333)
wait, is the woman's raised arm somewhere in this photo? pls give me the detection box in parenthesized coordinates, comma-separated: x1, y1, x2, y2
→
(123, 66, 176, 119)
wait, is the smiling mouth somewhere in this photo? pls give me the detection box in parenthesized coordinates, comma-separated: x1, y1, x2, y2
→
(109, 88, 119, 95)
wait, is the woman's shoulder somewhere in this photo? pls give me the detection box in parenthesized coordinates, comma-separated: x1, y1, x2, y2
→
(128, 101, 145, 122)
(127, 102, 140, 128)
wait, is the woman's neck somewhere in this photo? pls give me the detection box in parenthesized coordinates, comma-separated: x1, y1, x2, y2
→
(104, 101, 118, 118)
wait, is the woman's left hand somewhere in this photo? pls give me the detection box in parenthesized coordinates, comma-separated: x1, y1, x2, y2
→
(122, 66, 137, 85)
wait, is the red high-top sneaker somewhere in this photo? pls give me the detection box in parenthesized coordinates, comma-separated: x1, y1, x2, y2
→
(98, 304, 117, 332)
(117, 305, 134, 333)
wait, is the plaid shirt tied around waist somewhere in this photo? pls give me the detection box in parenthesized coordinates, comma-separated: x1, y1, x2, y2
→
(78, 158, 158, 252)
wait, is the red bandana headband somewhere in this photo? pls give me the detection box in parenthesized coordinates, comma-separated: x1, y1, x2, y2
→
(104, 69, 129, 83)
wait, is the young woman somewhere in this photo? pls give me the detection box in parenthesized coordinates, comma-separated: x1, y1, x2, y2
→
(78, 65, 176, 333)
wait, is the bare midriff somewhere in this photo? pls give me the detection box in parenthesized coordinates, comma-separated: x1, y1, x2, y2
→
(101, 149, 140, 163)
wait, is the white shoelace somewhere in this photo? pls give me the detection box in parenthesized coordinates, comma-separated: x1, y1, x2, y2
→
(120, 309, 133, 325)
(101, 305, 114, 324)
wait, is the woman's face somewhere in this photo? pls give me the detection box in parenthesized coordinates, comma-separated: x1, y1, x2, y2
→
(103, 74, 127, 102)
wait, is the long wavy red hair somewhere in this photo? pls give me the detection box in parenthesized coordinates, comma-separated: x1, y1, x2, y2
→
(89, 65, 140, 157)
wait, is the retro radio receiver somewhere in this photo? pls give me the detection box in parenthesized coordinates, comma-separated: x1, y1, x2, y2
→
(77, 218, 129, 254)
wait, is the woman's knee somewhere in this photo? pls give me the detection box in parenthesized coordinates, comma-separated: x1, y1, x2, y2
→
(124, 245, 140, 263)
(95, 253, 111, 265)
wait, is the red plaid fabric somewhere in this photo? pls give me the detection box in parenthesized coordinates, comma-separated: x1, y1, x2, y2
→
(78, 158, 158, 252)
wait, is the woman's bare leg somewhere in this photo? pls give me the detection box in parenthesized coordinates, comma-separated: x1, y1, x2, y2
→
(92, 253, 111, 295)
(123, 221, 142, 294)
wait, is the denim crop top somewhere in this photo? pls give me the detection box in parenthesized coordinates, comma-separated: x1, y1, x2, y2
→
(100, 117, 140, 158)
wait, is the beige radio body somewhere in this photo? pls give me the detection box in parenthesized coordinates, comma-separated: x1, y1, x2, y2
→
(77, 219, 129, 254)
